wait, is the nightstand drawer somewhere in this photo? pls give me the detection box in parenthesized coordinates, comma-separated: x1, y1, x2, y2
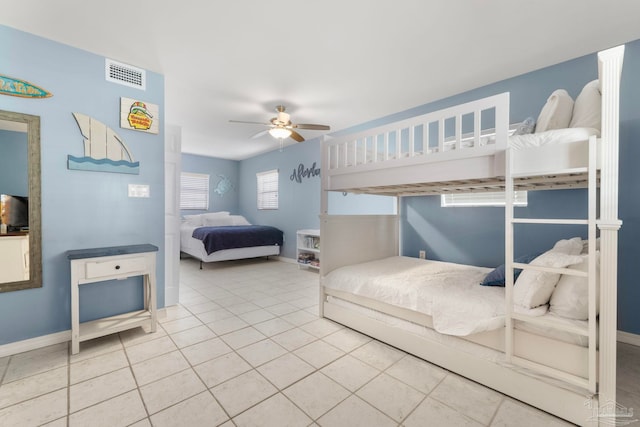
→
(85, 257, 147, 279)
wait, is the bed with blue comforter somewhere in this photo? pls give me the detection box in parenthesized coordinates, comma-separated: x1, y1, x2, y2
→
(180, 217, 284, 268)
(192, 225, 284, 255)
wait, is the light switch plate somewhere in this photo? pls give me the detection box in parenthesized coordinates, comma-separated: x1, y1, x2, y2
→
(128, 184, 150, 198)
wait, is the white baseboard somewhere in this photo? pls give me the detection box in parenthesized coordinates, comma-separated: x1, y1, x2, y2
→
(274, 256, 297, 264)
(0, 308, 169, 358)
(618, 330, 640, 347)
(0, 330, 71, 358)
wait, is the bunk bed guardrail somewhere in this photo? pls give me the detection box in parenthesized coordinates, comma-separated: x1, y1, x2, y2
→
(322, 92, 510, 192)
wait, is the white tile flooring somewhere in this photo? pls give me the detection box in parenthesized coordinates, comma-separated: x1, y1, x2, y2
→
(1, 257, 638, 426)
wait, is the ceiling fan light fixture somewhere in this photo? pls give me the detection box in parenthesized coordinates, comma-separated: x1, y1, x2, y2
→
(269, 127, 292, 139)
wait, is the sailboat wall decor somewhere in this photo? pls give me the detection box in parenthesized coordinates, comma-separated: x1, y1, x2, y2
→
(68, 113, 140, 174)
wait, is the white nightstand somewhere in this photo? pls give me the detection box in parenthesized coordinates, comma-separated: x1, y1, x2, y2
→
(67, 244, 158, 354)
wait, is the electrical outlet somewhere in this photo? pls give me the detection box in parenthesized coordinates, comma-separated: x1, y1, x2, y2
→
(419, 250, 426, 259)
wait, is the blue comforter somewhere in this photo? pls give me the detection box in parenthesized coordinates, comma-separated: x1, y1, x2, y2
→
(192, 225, 284, 255)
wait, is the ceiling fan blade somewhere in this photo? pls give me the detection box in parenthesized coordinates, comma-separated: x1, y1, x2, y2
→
(292, 123, 330, 131)
(290, 130, 305, 142)
(250, 130, 269, 139)
(229, 120, 271, 126)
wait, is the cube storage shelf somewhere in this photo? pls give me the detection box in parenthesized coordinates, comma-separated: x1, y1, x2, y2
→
(297, 229, 320, 270)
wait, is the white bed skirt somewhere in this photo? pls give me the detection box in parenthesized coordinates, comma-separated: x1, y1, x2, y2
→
(181, 244, 280, 263)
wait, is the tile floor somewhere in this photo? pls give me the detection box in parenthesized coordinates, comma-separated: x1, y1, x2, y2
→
(0, 257, 638, 426)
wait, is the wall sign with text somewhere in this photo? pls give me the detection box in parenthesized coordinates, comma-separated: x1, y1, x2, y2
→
(290, 162, 320, 183)
(120, 97, 159, 134)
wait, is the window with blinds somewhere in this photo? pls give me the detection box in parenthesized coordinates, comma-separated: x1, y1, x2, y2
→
(180, 172, 209, 210)
(441, 191, 528, 207)
(257, 169, 279, 210)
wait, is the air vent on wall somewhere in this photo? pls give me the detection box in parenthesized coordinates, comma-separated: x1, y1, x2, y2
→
(105, 58, 146, 90)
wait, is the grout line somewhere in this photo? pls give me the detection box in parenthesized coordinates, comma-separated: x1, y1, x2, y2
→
(487, 397, 506, 426)
(0, 353, 9, 385)
(66, 341, 71, 427)
(118, 330, 152, 424)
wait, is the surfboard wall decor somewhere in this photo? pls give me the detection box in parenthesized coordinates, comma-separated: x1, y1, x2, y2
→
(120, 97, 159, 134)
(0, 75, 52, 98)
(68, 113, 140, 175)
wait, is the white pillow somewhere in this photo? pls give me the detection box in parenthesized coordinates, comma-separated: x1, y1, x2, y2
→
(513, 251, 584, 309)
(535, 89, 574, 133)
(569, 80, 601, 131)
(202, 215, 234, 227)
(201, 211, 229, 220)
(552, 237, 583, 255)
(230, 215, 251, 226)
(183, 214, 203, 226)
(550, 252, 600, 320)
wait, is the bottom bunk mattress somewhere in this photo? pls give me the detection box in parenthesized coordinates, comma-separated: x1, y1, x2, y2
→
(322, 256, 548, 336)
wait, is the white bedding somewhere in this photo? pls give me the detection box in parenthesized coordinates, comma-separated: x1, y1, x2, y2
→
(509, 127, 599, 149)
(373, 127, 598, 158)
(323, 256, 547, 336)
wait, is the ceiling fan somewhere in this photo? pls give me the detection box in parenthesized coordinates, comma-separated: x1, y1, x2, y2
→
(229, 105, 330, 142)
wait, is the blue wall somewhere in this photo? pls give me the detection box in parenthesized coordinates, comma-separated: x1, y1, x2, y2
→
(0, 25, 165, 345)
(180, 153, 239, 216)
(0, 130, 28, 196)
(238, 142, 322, 259)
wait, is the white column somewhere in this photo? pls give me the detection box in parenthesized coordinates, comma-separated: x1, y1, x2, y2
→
(597, 44, 625, 415)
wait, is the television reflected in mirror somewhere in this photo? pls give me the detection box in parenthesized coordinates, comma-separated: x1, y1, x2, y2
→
(1, 194, 29, 231)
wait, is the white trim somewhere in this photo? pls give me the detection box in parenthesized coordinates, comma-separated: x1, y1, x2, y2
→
(0, 330, 70, 358)
(0, 308, 169, 358)
(274, 256, 297, 265)
(618, 330, 640, 347)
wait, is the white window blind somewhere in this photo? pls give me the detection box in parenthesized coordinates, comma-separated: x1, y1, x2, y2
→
(441, 191, 527, 207)
(257, 169, 279, 210)
(180, 172, 209, 210)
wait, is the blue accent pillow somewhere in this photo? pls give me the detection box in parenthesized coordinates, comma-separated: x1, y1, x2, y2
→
(480, 253, 541, 287)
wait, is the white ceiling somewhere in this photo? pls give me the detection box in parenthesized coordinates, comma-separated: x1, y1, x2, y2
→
(2, 1, 640, 160)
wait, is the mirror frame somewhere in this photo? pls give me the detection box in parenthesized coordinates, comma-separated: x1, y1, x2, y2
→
(0, 109, 42, 292)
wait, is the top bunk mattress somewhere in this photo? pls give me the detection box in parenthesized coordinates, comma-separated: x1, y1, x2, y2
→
(425, 127, 599, 154)
(322, 127, 600, 196)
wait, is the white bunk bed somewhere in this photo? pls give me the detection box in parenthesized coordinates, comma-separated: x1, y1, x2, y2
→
(319, 45, 624, 426)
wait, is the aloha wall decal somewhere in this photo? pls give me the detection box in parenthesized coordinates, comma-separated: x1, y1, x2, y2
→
(0, 75, 52, 98)
(290, 162, 320, 183)
(68, 113, 140, 175)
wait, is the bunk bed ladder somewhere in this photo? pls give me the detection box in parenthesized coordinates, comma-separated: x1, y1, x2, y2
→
(505, 136, 598, 393)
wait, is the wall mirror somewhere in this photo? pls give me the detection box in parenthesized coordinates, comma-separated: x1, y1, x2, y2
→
(0, 109, 42, 292)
